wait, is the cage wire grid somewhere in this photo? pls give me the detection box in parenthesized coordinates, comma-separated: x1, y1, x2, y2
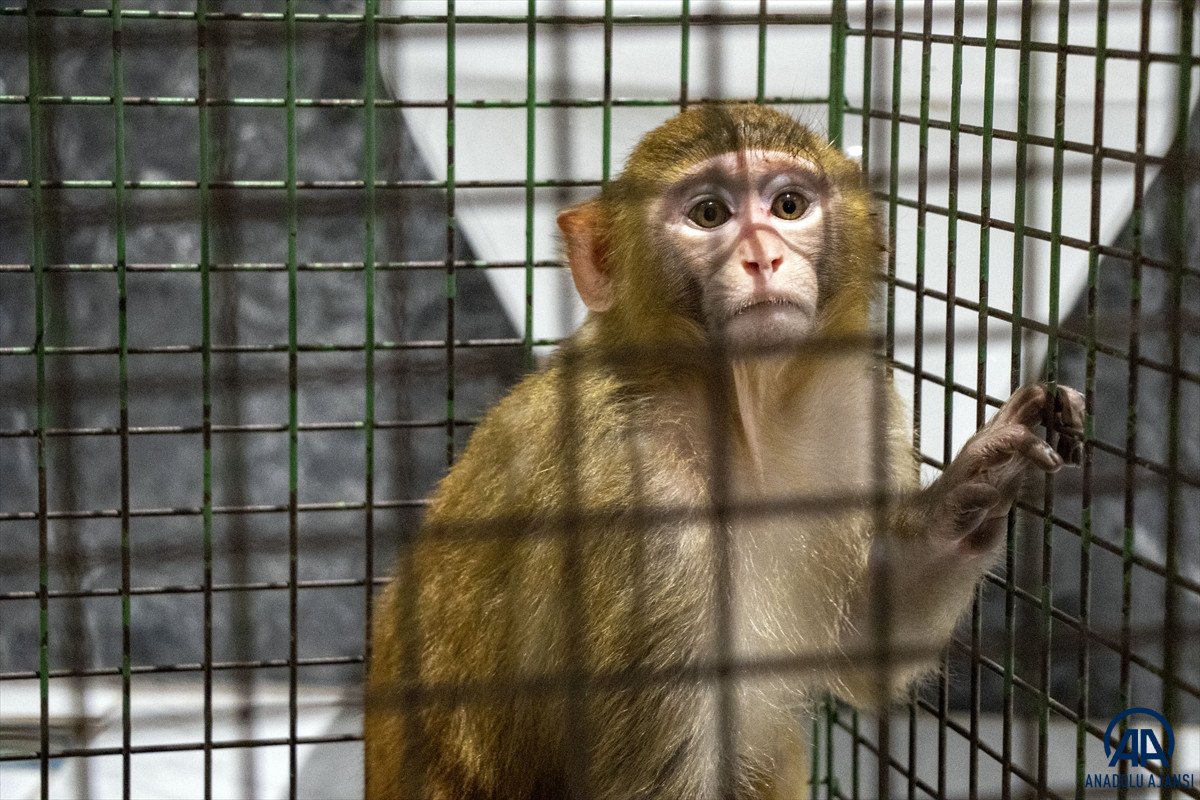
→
(0, 2, 1197, 800)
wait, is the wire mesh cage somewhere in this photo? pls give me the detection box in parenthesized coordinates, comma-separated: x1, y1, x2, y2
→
(0, 2, 1196, 799)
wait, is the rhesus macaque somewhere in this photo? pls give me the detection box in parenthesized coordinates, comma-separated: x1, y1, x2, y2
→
(365, 104, 1084, 800)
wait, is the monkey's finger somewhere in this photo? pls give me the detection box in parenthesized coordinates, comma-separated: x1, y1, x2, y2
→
(997, 383, 1051, 428)
(951, 423, 1046, 477)
(1017, 428, 1066, 473)
(1051, 420, 1085, 438)
(1049, 427, 1084, 465)
(1051, 386, 1085, 430)
(1049, 385, 1086, 465)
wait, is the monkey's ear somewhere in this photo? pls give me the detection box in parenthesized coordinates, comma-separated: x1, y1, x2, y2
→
(557, 201, 613, 312)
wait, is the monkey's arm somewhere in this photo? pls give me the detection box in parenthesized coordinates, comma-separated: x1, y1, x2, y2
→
(835, 383, 1085, 706)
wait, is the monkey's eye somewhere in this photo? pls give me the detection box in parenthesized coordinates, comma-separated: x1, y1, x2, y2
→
(771, 191, 810, 221)
(687, 199, 732, 229)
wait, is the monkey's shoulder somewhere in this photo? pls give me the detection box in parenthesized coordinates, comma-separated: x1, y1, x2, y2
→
(428, 361, 701, 519)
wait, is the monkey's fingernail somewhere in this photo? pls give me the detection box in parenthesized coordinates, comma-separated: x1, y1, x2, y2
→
(1036, 441, 1064, 472)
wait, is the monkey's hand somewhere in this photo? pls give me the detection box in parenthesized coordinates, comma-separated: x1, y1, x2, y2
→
(905, 383, 1085, 555)
(837, 384, 1084, 708)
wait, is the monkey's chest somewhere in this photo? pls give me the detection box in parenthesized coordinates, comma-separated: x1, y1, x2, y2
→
(724, 411, 876, 670)
(718, 503, 866, 767)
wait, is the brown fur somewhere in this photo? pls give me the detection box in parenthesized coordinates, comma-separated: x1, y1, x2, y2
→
(364, 104, 1082, 799)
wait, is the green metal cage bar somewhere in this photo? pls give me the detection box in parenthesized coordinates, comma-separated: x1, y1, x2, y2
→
(602, 0, 613, 185)
(23, 2, 50, 798)
(756, 0, 768, 105)
(284, 1, 301, 793)
(1121, 3, 1153, 793)
(360, 0, 379, 722)
(1076, 3, 1107, 798)
(361, 0, 387, 759)
(523, 0, 536, 368)
(109, 0, 133, 796)
(445, 0, 457, 468)
(821, 16, 849, 798)
(907, 5, 932, 796)
(826, 0, 845, 148)
(195, 0, 215, 792)
(820, 7, 846, 793)
(936, 2, 965, 794)
(195, 0, 214, 786)
(2, 4, 1198, 800)
(972, 3, 999, 797)
(1005, 10, 1033, 794)
(845, 4, 875, 790)
(878, 8, 906, 793)
(1163, 8, 1195, 800)
(885, 0, 902, 381)
(679, 0, 691, 109)
(1035, 3, 1069, 796)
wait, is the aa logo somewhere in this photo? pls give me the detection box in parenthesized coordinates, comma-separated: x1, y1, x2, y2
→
(1105, 707, 1175, 769)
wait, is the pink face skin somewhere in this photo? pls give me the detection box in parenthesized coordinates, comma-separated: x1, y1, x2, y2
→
(654, 150, 829, 352)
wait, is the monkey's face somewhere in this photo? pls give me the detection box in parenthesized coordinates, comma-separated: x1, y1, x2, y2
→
(558, 107, 877, 355)
(652, 149, 828, 352)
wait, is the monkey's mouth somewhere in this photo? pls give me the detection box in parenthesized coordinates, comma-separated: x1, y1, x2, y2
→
(720, 296, 817, 350)
(727, 296, 812, 320)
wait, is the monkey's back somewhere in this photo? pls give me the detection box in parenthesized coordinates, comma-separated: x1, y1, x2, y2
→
(365, 353, 724, 799)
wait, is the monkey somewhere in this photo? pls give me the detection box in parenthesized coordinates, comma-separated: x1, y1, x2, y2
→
(364, 104, 1084, 800)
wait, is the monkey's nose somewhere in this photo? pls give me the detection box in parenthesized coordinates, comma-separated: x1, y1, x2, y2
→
(742, 255, 783, 276)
